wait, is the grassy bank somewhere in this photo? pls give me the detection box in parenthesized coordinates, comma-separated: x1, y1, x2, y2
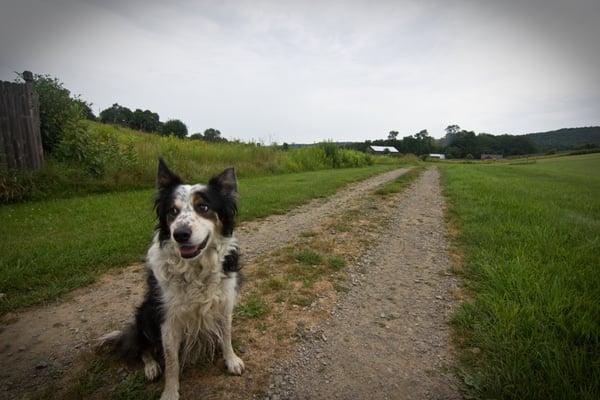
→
(1, 121, 399, 203)
(0, 164, 400, 315)
(441, 153, 600, 399)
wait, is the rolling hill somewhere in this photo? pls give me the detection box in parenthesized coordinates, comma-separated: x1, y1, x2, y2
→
(524, 127, 600, 151)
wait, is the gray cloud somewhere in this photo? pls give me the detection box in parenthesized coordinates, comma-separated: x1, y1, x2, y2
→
(1, 0, 598, 142)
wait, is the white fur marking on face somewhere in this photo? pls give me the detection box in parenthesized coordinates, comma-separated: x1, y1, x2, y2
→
(170, 184, 213, 248)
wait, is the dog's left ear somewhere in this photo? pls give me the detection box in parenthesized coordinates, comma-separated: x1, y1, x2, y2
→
(157, 158, 182, 190)
(209, 167, 237, 196)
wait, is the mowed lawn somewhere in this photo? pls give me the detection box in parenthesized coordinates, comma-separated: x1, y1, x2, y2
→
(441, 153, 600, 399)
(0, 164, 397, 315)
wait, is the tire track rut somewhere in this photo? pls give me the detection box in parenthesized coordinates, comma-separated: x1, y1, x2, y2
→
(265, 169, 462, 400)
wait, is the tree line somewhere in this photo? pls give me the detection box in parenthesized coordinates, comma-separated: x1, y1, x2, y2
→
(346, 129, 438, 155)
(442, 125, 536, 158)
(98, 103, 226, 142)
(347, 125, 538, 158)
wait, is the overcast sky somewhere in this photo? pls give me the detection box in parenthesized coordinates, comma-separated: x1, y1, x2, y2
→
(1, 0, 599, 142)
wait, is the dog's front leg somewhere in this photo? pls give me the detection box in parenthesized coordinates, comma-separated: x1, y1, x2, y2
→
(161, 323, 182, 400)
(222, 290, 245, 375)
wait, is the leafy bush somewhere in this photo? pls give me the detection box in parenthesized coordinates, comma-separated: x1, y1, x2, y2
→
(24, 74, 88, 152)
(55, 125, 137, 177)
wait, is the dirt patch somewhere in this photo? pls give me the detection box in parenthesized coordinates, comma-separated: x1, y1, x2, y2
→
(0, 168, 409, 400)
(265, 169, 462, 400)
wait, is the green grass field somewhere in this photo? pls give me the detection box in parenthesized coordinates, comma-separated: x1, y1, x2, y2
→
(0, 164, 399, 315)
(441, 153, 600, 399)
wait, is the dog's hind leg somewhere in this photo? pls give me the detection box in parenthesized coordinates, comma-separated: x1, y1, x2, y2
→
(142, 350, 161, 381)
(221, 278, 245, 375)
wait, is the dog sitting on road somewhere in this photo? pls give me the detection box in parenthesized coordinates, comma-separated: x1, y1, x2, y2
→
(100, 158, 244, 400)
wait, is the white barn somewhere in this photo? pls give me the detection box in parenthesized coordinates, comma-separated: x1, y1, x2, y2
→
(368, 145, 399, 154)
(429, 153, 446, 159)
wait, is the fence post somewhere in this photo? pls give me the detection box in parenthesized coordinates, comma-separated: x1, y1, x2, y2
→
(23, 71, 44, 169)
(0, 71, 44, 170)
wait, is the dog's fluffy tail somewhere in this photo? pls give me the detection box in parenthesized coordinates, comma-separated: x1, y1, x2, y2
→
(97, 324, 143, 359)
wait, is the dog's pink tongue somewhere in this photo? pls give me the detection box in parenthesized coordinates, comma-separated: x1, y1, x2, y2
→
(179, 245, 197, 256)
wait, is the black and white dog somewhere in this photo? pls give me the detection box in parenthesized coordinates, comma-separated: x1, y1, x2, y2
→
(101, 159, 244, 400)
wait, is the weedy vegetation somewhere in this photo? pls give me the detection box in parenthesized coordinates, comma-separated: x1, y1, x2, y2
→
(0, 121, 391, 203)
(374, 165, 424, 196)
(441, 153, 600, 399)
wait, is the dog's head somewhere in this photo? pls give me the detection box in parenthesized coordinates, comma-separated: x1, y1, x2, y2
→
(154, 158, 238, 259)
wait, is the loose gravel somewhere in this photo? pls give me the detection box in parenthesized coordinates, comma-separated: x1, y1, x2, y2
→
(262, 169, 462, 400)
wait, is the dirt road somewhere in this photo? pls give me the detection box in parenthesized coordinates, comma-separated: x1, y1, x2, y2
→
(264, 169, 462, 399)
(0, 168, 410, 399)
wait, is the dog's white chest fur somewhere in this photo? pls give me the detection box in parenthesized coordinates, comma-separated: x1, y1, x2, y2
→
(147, 235, 239, 362)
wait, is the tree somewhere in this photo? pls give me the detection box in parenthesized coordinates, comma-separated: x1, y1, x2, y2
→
(75, 99, 96, 120)
(130, 109, 161, 132)
(445, 125, 460, 136)
(203, 128, 225, 142)
(388, 130, 399, 140)
(99, 103, 133, 126)
(444, 124, 461, 146)
(445, 146, 462, 159)
(162, 119, 188, 138)
(189, 132, 204, 140)
(414, 129, 429, 140)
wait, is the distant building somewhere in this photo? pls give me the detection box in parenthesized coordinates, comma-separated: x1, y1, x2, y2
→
(481, 154, 503, 160)
(429, 153, 446, 160)
(368, 145, 399, 154)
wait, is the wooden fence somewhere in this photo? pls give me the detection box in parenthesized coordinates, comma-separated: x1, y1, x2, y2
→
(0, 71, 44, 170)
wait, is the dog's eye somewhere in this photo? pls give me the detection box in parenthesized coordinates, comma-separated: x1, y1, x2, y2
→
(168, 207, 179, 216)
(196, 204, 209, 213)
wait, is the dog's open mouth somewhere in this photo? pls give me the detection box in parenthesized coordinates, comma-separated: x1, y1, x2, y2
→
(178, 235, 209, 259)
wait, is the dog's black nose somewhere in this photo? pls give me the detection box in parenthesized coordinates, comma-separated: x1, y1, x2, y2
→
(173, 227, 192, 243)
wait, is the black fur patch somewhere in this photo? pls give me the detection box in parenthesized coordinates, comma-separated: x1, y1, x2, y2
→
(206, 177, 238, 237)
(115, 271, 165, 359)
(222, 249, 240, 272)
(154, 160, 182, 245)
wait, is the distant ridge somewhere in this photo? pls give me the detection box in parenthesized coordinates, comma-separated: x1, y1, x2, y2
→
(524, 126, 600, 151)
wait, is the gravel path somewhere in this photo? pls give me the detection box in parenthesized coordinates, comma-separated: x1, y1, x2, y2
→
(264, 169, 462, 400)
(236, 168, 410, 262)
(0, 167, 409, 399)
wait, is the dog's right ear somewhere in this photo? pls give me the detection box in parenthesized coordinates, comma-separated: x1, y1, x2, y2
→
(157, 158, 182, 190)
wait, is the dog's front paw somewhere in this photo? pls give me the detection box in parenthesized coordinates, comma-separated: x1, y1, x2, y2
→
(144, 359, 162, 381)
(225, 354, 245, 375)
(160, 389, 179, 400)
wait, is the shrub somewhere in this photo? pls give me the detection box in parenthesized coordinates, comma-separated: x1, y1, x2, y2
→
(24, 73, 87, 152)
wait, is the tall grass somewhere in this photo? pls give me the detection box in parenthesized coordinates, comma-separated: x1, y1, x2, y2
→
(441, 153, 600, 399)
(0, 121, 384, 202)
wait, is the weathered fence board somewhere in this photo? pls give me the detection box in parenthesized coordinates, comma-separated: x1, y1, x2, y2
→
(0, 71, 43, 170)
